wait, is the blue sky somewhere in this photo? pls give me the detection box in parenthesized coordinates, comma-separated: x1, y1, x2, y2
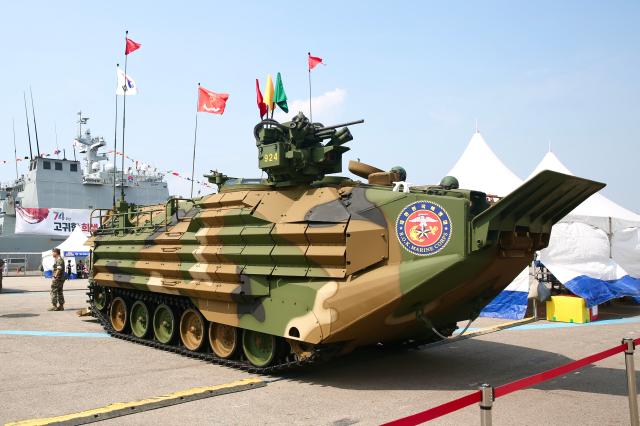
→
(1, 1, 638, 210)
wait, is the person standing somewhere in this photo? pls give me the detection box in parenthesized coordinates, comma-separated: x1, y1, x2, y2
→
(50, 248, 66, 311)
(0, 258, 5, 292)
(77, 260, 85, 279)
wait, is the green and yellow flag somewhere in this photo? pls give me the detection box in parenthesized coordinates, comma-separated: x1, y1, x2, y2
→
(274, 72, 288, 113)
(264, 74, 275, 111)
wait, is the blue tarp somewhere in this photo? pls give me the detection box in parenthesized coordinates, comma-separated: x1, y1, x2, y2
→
(564, 275, 640, 307)
(42, 271, 76, 279)
(479, 290, 528, 320)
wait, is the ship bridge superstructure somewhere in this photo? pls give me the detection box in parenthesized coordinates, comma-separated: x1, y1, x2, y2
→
(8, 113, 169, 210)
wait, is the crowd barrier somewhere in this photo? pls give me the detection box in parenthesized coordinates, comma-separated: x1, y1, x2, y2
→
(383, 337, 640, 426)
(0, 252, 43, 276)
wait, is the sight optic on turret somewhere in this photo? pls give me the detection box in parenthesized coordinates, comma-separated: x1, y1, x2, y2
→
(253, 112, 364, 187)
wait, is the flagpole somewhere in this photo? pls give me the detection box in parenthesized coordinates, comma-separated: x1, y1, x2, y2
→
(307, 52, 313, 123)
(270, 89, 274, 120)
(113, 63, 120, 207)
(190, 83, 200, 198)
(120, 31, 129, 201)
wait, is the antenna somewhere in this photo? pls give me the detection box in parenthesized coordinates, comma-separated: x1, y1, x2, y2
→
(75, 111, 88, 163)
(120, 30, 129, 200)
(548, 140, 551, 153)
(12, 118, 19, 180)
(22, 92, 33, 160)
(475, 118, 479, 134)
(54, 123, 59, 158)
(29, 86, 41, 157)
(112, 63, 120, 207)
(77, 111, 88, 138)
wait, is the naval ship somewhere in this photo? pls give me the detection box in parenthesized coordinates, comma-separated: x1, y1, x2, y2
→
(0, 113, 170, 254)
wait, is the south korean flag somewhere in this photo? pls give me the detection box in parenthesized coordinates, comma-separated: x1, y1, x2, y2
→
(116, 68, 138, 96)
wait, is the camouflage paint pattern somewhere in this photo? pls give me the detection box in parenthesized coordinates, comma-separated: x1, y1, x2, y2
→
(91, 169, 604, 352)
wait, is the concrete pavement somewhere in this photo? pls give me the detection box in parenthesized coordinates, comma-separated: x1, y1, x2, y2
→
(1, 276, 638, 425)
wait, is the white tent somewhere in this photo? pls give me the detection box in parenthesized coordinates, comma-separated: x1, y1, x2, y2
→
(447, 131, 523, 196)
(448, 135, 640, 318)
(42, 226, 91, 274)
(530, 151, 640, 290)
(528, 152, 640, 231)
(447, 131, 530, 318)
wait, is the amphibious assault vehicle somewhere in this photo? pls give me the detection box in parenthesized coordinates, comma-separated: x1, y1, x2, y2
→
(88, 112, 604, 372)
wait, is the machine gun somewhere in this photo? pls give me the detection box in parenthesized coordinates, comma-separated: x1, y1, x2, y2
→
(254, 112, 364, 186)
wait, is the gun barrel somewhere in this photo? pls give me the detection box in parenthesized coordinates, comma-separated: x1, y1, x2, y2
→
(315, 119, 364, 132)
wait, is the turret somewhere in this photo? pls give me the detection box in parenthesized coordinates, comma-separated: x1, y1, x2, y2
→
(253, 112, 364, 186)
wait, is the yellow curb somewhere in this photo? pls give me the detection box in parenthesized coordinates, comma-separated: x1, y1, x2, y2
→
(6, 377, 264, 426)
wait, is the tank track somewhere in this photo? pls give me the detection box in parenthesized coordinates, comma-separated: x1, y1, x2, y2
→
(87, 282, 337, 374)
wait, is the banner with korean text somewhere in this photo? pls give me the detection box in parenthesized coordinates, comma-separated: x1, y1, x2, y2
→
(15, 207, 96, 236)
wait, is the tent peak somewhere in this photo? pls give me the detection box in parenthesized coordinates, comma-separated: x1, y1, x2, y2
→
(527, 151, 573, 180)
(529, 150, 640, 223)
(447, 131, 523, 196)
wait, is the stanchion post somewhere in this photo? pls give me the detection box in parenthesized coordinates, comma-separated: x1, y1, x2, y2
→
(623, 338, 639, 426)
(479, 383, 494, 426)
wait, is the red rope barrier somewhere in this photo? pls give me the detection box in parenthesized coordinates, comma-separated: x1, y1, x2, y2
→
(382, 337, 639, 425)
(495, 342, 627, 398)
(382, 392, 481, 425)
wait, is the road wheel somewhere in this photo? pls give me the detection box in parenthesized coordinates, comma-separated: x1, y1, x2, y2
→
(130, 300, 150, 338)
(153, 304, 176, 344)
(242, 329, 278, 368)
(180, 308, 206, 351)
(109, 297, 128, 333)
(94, 286, 109, 312)
(209, 322, 239, 359)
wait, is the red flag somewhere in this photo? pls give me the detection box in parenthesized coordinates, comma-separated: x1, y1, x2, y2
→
(125, 37, 141, 55)
(308, 53, 323, 70)
(255, 79, 267, 118)
(197, 86, 229, 114)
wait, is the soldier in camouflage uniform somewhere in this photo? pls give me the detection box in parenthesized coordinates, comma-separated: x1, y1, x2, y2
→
(0, 259, 5, 293)
(0, 258, 4, 292)
(49, 248, 65, 311)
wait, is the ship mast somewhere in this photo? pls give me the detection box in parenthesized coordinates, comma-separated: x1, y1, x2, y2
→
(22, 92, 33, 160)
(54, 123, 60, 159)
(29, 87, 41, 157)
(76, 111, 88, 162)
(12, 118, 19, 180)
(78, 111, 83, 138)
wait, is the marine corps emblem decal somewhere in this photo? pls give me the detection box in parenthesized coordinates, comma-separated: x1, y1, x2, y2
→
(395, 201, 452, 256)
